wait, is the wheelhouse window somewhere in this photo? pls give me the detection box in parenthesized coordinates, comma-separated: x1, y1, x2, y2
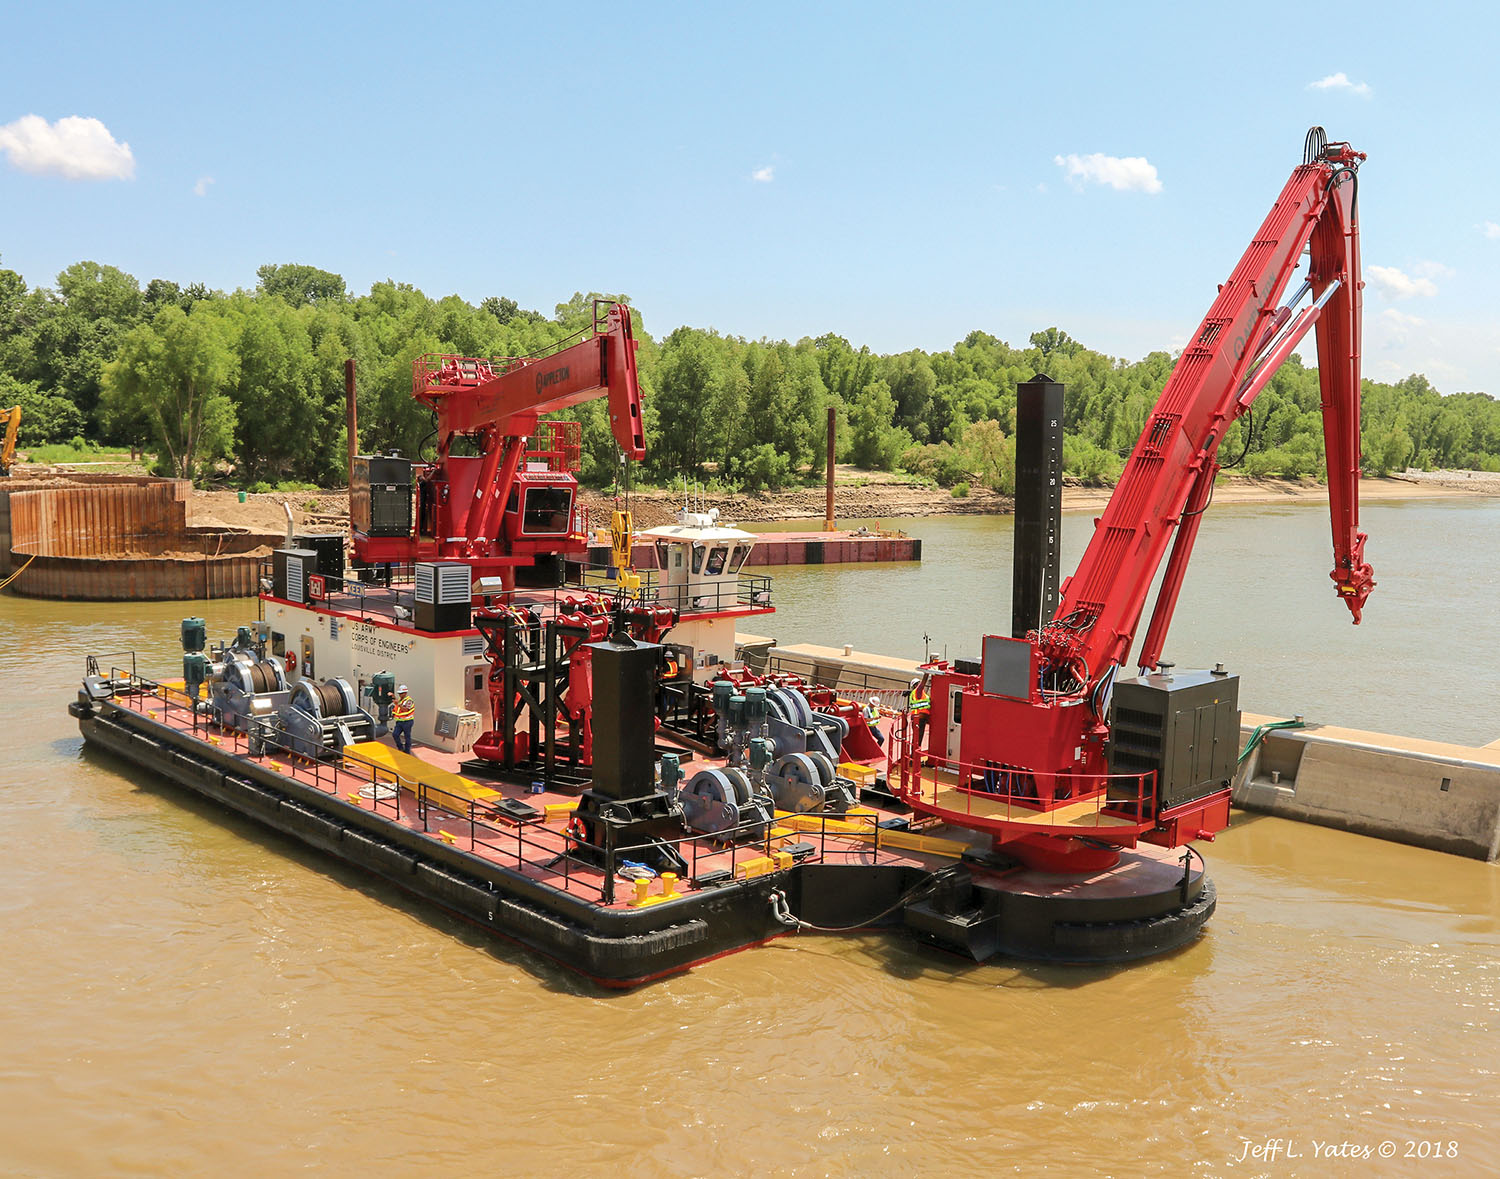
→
(691, 543, 706, 574)
(520, 486, 572, 534)
(705, 545, 728, 576)
(727, 544, 752, 574)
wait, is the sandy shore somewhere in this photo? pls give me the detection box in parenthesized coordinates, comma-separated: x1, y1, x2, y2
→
(147, 468, 1500, 534)
(10, 463, 1495, 536)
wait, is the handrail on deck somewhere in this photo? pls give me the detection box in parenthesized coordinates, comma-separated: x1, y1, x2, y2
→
(84, 661, 905, 909)
(886, 720, 1158, 833)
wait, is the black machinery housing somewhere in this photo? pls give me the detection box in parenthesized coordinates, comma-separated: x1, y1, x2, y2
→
(1107, 667, 1240, 814)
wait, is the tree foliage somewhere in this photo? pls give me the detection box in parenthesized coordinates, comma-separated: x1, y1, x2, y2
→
(6, 253, 1500, 492)
(101, 306, 237, 477)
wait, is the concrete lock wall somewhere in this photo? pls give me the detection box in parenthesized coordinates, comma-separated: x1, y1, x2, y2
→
(1235, 712, 1500, 861)
(3, 477, 278, 601)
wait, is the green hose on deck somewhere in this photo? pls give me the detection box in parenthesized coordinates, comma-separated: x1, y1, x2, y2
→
(1237, 717, 1306, 767)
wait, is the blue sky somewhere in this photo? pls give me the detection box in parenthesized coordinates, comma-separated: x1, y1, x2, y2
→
(4, 1, 1498, 394)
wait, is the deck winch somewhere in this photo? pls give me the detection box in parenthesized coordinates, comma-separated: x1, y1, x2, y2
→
(678, 765, 774, 841)
(281, 677, 377, 759)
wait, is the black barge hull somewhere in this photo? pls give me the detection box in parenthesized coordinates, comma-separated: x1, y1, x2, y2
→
(74, 699, 1216, 985)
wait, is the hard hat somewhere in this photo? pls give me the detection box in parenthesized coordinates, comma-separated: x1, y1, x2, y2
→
(910, 678, 920, 688)
(869, 695, 880, 706)
(398, 684, 409, 693)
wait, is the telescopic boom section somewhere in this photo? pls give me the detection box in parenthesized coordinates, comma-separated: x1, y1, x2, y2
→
(1044, 133, 1370, 691)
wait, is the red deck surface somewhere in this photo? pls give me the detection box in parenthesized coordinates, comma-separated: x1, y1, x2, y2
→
(112, 687, 935, 912)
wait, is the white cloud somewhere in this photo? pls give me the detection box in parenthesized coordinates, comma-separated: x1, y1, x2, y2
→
(1366, 264, 1438, 298)
(1308, 71, 1372, 98)
(1377, 308, 1426, 347)
(1410, 260, 1454, 280)
(751, 165, 774, 183)
(1053, 152, 1162, 194)
(0, 114, 134, 180)
(193, 175, 214, 197)
(1484, 221, 1500, 240)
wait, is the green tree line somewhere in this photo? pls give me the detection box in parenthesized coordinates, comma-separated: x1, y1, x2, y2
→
(3, 255, 1498, 491)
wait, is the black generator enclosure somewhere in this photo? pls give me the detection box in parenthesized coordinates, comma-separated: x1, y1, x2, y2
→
(272, 548, 319, 604)
(293, 533, 345, 590)
(1107, 668, 1240, 814)
(352, 454, 413, 538)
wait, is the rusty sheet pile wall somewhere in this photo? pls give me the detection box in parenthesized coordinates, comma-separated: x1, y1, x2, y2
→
(10, 481, 187, 556)
(2, 477, 277, 601)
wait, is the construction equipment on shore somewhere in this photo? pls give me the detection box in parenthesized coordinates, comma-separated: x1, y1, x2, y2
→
(0, 406, 20, 476)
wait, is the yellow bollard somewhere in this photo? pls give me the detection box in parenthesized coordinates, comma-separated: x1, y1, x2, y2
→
(660, 872, 678, 899)
(438, 830, 456, 845)
(632, 877, 651, 906)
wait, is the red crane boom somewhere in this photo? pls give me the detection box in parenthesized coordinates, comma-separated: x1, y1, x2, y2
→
(897, 129, 1371, 865)
(413, 299, 644, 564)
(1051, 128, 1370, 687)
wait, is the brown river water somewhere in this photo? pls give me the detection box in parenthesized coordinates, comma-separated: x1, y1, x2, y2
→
(2, 499, 1497, 1176)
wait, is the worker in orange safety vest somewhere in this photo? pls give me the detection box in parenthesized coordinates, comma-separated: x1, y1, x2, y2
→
(392, 684, 416, 753)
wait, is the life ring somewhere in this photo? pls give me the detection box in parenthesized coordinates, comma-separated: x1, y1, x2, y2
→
(285, 651, 297, 672)
(564, 814, 590, 849)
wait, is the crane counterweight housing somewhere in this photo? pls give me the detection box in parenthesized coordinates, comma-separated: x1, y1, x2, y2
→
(894, 128, 1372, 869)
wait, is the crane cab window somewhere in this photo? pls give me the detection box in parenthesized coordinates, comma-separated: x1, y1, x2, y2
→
(520, 487, 572, 535)
(705, 545, 728, 576)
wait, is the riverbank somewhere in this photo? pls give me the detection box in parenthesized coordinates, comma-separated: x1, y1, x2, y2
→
(9, 463, 1497, 536)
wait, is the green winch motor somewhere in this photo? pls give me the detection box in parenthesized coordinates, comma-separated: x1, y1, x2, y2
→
(659, 752, 682, 793)
(183, 651, 210, 703)
(748, 737, 773, 774)
(367, 671, 396, 722)
(180, 617, 207, 654)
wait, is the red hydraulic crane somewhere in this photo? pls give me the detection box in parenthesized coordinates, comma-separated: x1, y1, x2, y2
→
(353, 300, 644, 585)
(897, 128, 1371, 867)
